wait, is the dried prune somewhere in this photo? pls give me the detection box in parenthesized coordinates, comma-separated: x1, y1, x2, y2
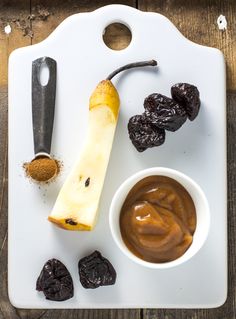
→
(144, 93, 187, 132)
(78, 251, 116, 289)
(128, 114, 165, 152)
(36, 259, 74, 301)
(171, 83, 200, 121)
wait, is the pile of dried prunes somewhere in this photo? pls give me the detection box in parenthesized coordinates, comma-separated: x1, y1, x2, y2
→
(36, 251, 116, 301)
(128, 83, 200, 152)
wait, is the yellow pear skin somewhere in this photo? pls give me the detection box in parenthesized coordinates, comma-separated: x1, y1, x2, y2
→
(48, 80, 120, 230)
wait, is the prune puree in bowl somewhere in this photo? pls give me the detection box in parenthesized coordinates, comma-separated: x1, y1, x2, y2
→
(120, 176, 196, 263)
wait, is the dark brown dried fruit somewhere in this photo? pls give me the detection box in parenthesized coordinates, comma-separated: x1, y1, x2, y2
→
(171, 83, 200, 121)
(36, 259, 73, 301)
(144, 93, 187, 131)
(128, 114, 165, 152)
(78, 251, 116, 289)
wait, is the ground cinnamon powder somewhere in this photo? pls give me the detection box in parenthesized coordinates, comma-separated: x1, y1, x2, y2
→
(25, 156, 59, 182)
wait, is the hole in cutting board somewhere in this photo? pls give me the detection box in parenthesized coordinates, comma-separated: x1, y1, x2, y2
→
(39, 60, 50, 86)
(103, 23, 132, 51)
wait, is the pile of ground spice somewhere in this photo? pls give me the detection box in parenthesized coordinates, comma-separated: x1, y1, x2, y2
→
(24, 156, 59, 183)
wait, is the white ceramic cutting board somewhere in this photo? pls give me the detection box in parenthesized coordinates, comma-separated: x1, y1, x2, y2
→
(8, 5, 227, 308)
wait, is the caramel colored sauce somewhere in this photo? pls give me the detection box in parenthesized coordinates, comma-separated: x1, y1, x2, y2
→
(120, 176, 196, 263)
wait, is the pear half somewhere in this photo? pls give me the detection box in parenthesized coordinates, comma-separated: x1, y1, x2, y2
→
(48, 80, 120, 230)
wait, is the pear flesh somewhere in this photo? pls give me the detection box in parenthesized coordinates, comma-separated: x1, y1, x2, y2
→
(48, 80, 120, 230)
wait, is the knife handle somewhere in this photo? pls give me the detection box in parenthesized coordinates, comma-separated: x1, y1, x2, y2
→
(32, 57, 57, 156)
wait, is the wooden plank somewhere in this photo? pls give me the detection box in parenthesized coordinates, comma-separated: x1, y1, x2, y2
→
(0, 0, 31, 87)
(19, 309, 141, 319)
(0, 89, 18, 319)
(0, 236, 19, 319)
(138, 0, 236, 92)
(143, 93, 236, 318)
(31, 0, 136, 45)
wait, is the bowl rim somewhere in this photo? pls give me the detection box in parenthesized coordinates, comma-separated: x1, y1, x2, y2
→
(109, 166, 210, 269)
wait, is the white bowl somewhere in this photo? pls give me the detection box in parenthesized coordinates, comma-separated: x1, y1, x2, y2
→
(109, 167, 210, 269)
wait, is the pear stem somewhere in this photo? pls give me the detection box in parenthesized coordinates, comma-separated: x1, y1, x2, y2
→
(106, 60, 157, 81)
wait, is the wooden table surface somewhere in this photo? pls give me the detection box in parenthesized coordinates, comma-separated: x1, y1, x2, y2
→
(0, 1, 235, 318)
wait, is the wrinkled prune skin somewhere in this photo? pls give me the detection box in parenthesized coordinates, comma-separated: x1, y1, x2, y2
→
(128, 114, 165, 152)
(144, 93, 187, 132)
(171, 83, 200, 121)
(36, 259, 74, 301)
(78, 251, 116, 289)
